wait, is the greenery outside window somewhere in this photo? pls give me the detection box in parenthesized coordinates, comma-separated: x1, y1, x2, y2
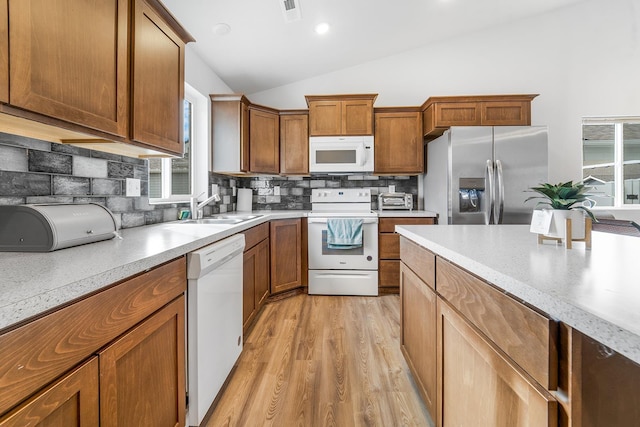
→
(582, 118, 640, 207)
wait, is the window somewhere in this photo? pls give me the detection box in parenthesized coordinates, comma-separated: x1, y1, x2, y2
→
(582, 118, 640, 207)
(148, 100, 192, 200)
(149, 83, 207, 203)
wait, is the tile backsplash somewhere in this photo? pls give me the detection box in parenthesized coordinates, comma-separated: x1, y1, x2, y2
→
(0, 132, 418, 229)
(0, 132, 185, 229)
(235, 175, 418, 211)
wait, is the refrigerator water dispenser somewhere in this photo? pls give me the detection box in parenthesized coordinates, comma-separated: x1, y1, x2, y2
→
(459, 178, 485, 213)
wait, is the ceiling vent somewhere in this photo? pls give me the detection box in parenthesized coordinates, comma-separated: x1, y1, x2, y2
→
(280, 0, 302, 23)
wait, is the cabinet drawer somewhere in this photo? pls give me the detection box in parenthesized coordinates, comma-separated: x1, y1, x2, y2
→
(379, 260, 400, 288)
(379, 233, 400, 259)
(379, 217, 435, 233)
(243, 222, 269, 250)
(0, 257, 186, 413)
(436, 257, 557, 389)
(399, 237, 435, 290)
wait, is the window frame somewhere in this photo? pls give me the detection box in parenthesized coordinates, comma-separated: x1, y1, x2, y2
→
(582, 116, 640, 208)
(149, 83, 208, 204)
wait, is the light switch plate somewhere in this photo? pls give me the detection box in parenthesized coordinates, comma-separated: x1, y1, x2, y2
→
(274, 186, 281, 196)
(126, 178, 141, 197)
(211, 184, 219, 196)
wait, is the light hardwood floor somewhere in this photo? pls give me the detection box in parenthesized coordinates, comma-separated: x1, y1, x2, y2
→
(206, 294, 432, 427)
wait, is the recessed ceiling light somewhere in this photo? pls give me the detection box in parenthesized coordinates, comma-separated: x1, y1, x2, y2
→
(314, 22, 330, 35)
(212, 23, 231, 36)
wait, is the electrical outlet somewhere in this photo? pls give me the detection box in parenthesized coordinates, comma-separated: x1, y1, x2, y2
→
(126, 178, 141, 197)
(274, 186, 281, 196)
(389, 185, 396, 194)
(211, 184, 219, 196)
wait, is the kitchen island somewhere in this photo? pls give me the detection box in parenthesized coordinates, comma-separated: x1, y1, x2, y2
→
(396, 224, 640, 426)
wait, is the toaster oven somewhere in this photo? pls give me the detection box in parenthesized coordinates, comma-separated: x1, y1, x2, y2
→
(378, 193, 413, 211)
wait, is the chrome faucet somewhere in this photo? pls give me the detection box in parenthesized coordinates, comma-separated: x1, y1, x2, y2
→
(190, 192, 221, 219)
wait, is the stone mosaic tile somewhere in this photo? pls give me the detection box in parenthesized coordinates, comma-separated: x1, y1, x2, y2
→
(133, 164, 148, 180)
(26, 196, 74, 204)
(0, 171, 51, 196)
(0, 145, 28, 172)
(121, 212, 145, 228)
(0, 132, 51, 151)
(73, 197, 107, 205)
(51, 144, 91, 157)
(121, 156, 146, 165)
(53, 176, 90, 195)
(107, 162, 134, 179)
(134, 196, 154, 211)
(0, 197, 25, 205)
(73, 156, 108, 178)
(106, 197, 134, 213)
(28, 150, 72, 174)
(90, 151, 122, 162)
(144, 210, 164, 225)
(91, 179, 121, 196)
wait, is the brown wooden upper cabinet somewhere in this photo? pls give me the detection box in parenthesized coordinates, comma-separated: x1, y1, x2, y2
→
(131, 0, 190, 155)
(249, 105, 280, 174)
(374, 107, 423, 174)
(0, 0, 8, 104)
(421, 94, 537, 139)
(8, 0, 129, 137)
(305, 94, 377, 136)
(280, 110, 309, 175)
(3, 0, 193, 156)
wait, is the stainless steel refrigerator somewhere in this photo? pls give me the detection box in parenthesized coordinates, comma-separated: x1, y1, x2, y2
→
(424, 126, 548, 225)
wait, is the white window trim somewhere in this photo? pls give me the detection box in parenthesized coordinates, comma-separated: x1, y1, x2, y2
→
(583, 116, 640, 209)
(150, 83, 209, 204)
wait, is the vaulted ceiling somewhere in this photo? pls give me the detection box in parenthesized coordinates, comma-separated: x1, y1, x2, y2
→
(162, 0, 589, 95)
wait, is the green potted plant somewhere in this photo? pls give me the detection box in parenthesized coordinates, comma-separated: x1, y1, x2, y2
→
(526, 180, 596, 239)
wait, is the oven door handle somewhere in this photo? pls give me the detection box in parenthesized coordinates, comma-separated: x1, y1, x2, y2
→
(307, 217, 378, 224)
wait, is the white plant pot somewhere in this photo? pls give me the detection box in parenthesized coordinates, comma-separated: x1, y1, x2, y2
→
(545, 209, 586, 240)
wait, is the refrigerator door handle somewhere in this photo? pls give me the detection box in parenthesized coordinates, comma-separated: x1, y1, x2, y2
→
(494, 159, 505, 224)
(484, 160, 494, 225)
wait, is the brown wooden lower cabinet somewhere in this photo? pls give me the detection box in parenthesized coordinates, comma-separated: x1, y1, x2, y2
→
(0, 357, 99, 426)
(270, 219, 302, 294)
(565, 328, 640, 427)
(243, 223, 270, 334)
(379, 217, 435, 292)
(99, 295, 185, 427)
(400, 262, 437, 419)
(0, 258, 187, 425)
(400, 236, 640, 426)
(437, 299, 558, 427)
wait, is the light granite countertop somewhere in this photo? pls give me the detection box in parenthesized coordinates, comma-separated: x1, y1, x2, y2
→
(0, 210, 305, 332)
(395, 224, 640, 364)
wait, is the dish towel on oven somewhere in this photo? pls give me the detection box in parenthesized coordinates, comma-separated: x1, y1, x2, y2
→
(327, 218, 363, 249)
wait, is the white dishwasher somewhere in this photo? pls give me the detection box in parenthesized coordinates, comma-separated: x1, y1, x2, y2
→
(186, 234, 245, 426)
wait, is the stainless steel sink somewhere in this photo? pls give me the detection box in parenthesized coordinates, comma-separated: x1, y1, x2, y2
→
(179, 214, 262, 225)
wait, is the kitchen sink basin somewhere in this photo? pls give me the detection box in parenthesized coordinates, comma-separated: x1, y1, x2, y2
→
(179, 214, 263, 225)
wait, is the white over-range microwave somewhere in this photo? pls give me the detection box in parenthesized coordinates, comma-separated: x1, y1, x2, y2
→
(309, 135, 374, 173)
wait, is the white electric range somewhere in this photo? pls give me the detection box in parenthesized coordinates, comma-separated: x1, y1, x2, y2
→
(307, 188, 378, 296)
